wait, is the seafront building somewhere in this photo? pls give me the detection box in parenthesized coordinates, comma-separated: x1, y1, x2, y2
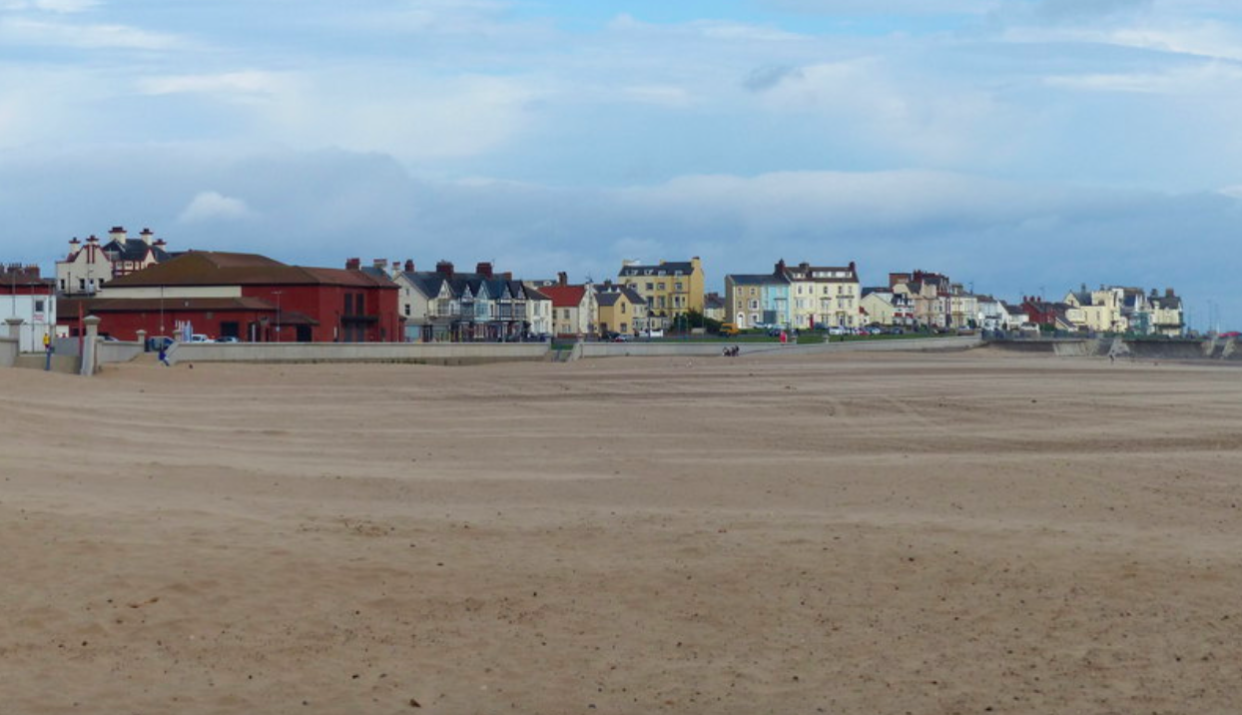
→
(617, 257, 704, 331)
(56, 227, 173, 297)
(58, 251, 400, 342)
(25, 226, 1194, 344)
(0, 264, 57, 352)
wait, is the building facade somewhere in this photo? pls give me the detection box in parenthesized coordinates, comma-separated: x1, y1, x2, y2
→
(0, 264, 57, 352)
(56, 227, 173, 297)
(60, 251, 400, 342)
(618, 257, 704, 330)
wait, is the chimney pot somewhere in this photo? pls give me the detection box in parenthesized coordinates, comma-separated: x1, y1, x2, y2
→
(346, 257, 361, 270)
(404, 259, 414, 272)
(373, 258, 388, 269)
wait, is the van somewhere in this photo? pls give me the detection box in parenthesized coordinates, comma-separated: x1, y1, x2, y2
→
(719, 322, 739, 336)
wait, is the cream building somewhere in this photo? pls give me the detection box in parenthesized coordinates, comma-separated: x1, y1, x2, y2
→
(783, 260, 861, 329)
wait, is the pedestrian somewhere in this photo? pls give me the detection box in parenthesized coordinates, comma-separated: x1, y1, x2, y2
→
(158, 343, 170, 367)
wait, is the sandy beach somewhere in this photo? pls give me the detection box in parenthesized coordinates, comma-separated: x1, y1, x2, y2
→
(3, 349, 1241, 714)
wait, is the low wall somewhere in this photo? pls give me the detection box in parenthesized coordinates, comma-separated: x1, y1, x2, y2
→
(167, 342, 551, 366)
(14, 353, 81, 375)
(97, 340, 145, 366)
(0, 337, 16, 367)
(580, 335, 982, 359)
(988, 338, 1214, 361)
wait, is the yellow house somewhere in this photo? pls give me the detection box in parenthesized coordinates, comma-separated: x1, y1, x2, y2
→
(594, 284, 647, 337)
(618, 257, 704, 330)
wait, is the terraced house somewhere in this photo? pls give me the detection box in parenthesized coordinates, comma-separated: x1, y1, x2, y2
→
(725, 271, 790, 330)
(783, 260, 861, 330)
(386, 260, 535, 342)
(618, 257, 704, 331)
(594, 283, 648, 337)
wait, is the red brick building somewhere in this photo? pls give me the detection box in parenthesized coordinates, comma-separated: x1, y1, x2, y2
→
(59, 251, 400, 342)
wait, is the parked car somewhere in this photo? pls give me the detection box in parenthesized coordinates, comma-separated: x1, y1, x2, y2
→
(189, 334, 212, 343)
(645, 329, 664, 339)
(827, 326, 846, 336)
(216, 336, 240, 343)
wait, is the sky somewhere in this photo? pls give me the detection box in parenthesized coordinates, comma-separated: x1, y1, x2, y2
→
(3, 0, 1241, 329)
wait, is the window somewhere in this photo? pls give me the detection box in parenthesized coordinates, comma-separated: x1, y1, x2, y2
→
(34, 300, 44, 312)
(749, 299, 759, 310)
(78, 278, 86, 290)
(344, 294, 354, 314)
(59, 279, 65, 291)
(404, 305, 411, 317)
(646, 282, 654, 291)
(621, 302, 627, 314)
(658, 282, 666, 290)
(357, 293, 365, 314)
(675, 282, 683, 291)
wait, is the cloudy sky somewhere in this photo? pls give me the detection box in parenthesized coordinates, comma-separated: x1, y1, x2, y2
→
(3, 0, 1240, 327)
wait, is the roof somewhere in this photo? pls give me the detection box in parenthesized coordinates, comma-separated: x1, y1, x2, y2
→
(105, 251, 397, 290)
(728, 273, 789, 286)
(704, 293, 725, 309)
(539, 284, 588, 307)
(60, 296, 278, 314)
(619, 260, 697, 277)
(103, 238, 171, 263)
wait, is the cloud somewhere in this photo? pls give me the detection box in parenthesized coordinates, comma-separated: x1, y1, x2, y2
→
(178, 191, 254, 223)
(34, 0, 100, 12)
(0, 17, 182, 49)
(757, 0, 995, 15)
(743, 65, 804, 92)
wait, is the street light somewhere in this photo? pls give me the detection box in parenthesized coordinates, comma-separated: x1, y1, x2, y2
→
(273, 290, 283, 342)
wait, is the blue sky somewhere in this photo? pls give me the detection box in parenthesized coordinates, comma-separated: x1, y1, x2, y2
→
(3, 0, 1241, 328)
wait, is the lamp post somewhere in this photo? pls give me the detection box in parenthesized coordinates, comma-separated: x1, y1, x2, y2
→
(273, 290, 283, 343)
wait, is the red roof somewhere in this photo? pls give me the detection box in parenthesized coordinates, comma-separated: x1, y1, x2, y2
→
(539, 285, 587, 308)
(104, 251, 396, 290)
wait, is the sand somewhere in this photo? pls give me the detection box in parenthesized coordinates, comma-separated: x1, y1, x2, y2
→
(2, 349, 1241, 714)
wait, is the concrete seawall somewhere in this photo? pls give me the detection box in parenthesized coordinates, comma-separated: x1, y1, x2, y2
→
(167, 342, 551, 366)
(581, 335, 982, 358)
(988, 338, 1219, 361)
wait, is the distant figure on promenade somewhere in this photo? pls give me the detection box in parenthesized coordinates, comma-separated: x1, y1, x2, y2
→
(158, 344, 170, 367)
(779, 330, 788, 346)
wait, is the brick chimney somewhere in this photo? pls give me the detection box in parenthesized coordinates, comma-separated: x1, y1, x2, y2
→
(476, 262, 493, 279)
(557, 271, 568, 286)
(775, 259, 786, 275)
(437, 261, 454, 278)
(346, 257, 361, 270)
(404, 259, 414, 272)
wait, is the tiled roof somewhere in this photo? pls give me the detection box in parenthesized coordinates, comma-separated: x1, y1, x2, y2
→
(619, 261, 696, 277)
(539, 285, 588, 307)
(105, 251, 396, 289)
(728, 273, 788, 286)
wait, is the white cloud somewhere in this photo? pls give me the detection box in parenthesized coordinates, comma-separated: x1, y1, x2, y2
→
(34, 0, 101, 12)
(178, 191, 254, 223)
(0, 17, 182, 49)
